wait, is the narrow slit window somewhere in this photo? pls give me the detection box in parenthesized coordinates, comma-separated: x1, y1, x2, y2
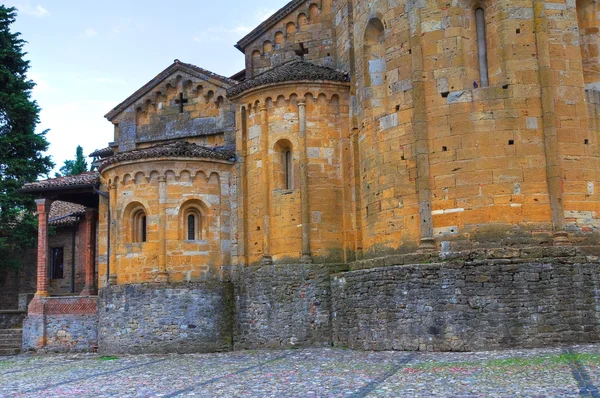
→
(187, 214, 196, 240)
(475, 8, 489, 87)
(140, 216, 147, 242)
(285, 150, 292, 189)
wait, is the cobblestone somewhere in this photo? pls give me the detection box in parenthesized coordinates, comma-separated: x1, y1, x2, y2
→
(3, 344, 600, 397)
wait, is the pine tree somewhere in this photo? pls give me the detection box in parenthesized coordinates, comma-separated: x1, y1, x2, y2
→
(57, 145, 88, 177)
(0, 5, 53, 270)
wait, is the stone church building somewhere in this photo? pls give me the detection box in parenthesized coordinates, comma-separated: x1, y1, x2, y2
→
(4, 0, 600, 354)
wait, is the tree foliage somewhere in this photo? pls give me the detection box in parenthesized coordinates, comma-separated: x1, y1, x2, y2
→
(0, 5, 54, 270)
(56, 145, 88, 177)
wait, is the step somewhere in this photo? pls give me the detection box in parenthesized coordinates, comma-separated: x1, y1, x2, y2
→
(0, 329, 22, 336)
(0, 348, 20, 356)
(0, 333, 22, 339)
(0, 340, 21, 347)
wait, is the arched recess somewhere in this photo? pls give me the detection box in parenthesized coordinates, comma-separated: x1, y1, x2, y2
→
(273, 139, 294, 190)
(123, 201, 148, 243)
(577, 0, 600, 86)
(363, 17, 387, 117)
(179, 199, 209, 241)
(274, 32, 285, 49)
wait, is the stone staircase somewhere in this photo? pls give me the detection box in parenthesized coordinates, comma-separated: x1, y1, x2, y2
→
(0, 328, 22, 356)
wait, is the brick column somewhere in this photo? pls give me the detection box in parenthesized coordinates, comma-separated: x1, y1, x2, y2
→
(34, 198, 52, 297)
(81, 208, 97, 296)
(260, 104, 272, 265)
(298, 100, 312, 263)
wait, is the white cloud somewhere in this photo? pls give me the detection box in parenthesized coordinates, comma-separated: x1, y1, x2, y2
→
(83, 28, 98, 38)
(6, 2, 49, 18)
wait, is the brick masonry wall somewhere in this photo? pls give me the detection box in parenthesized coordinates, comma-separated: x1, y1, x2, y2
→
(98, 282, 234, 354)
(22, 297, 98, 353)
(48, 224, 87, 295)
(331, 253, 600, 351)
(234, 263, 342, 349)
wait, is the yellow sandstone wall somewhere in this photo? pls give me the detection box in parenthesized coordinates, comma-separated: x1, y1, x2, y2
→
(233, 82, 351, 265)
(97, 159, 233, 287)
(339, 0, 600, 257)
(243, 0, 336, 77)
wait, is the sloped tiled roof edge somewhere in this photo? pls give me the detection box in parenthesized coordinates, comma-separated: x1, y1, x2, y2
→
(21, 172, 100, 192)
(235, 0, 305, 52)
(227, 60, 349, 98)
(49, 201, 86, 227)
(89, 147, 114, 158)
(98, 141, 236, 172)
(105, 60, 238, 121)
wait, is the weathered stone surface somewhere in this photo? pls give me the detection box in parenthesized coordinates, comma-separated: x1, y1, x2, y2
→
(332, 260, 600, 352)
(98, 282, 234, 354)
(234, 263, 334, 349)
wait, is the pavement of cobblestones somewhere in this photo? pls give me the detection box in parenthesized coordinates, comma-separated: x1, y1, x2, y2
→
(2, 344, 600, 397)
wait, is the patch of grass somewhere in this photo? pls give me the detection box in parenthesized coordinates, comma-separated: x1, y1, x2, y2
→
(97, 356, 119, 361)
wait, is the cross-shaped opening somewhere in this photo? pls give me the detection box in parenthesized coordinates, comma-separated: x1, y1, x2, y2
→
(295, 43, 309, 59)
(175, 92, 189, 113)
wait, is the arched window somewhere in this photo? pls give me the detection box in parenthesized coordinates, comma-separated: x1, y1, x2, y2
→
(475, 8, 489, 87)
(180, 202, 206, 241)
(274, 139, 294, 190)
(132, 209, 147, 243)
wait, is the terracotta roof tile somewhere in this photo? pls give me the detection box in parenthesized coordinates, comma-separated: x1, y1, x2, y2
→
(48, 201, 86, 227)
(98, 141, 236, 172)
(227, 60, 348, 97)
(21, 172, 100, 192)
(89, 147, 115, 158)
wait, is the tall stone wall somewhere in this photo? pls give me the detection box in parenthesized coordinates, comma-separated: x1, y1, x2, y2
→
(234, 263, 339, 349)
(98, 282, 234, 354)
(331, 249, 600, 351)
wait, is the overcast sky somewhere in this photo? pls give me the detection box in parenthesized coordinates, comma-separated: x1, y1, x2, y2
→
(6, 0, 287, 176)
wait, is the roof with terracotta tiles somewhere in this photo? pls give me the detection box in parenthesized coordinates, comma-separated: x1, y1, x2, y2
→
(98, 141, 236, 172)
(48, 201, 86, 227)
(21, 172, 100, 192)
(226, 60, 348, 97)
(89, 147, 115, 158)
(104, 60, 238, 121)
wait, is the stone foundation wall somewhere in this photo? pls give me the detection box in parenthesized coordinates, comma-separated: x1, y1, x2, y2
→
(22, 296, 98, 353)
(98, 282, 234, 354)
(331, 255, 600, 351)
(234, 263, 340, 349)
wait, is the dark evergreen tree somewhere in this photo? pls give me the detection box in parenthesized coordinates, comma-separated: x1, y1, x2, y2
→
(56, 145, 88, 177)
(0, 5, 53, 270)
